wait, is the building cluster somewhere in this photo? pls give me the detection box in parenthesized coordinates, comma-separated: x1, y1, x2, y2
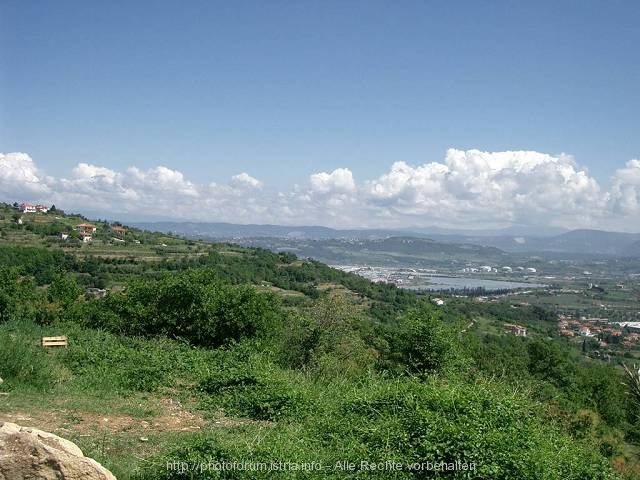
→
(12, 201, 136, 247)
(503, 323, 527, 337)
(557, 315, 640, 348)
(461, 265, 537, 274)
(335, 266, 438, 286)
(69, 223, 128, 243)
(75, 223, 97, 242)
(19, 203, 50, 213)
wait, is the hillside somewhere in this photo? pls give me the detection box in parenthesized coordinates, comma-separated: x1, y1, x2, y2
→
(0, 202, 638, 479)
(430, 230, 640, 256)
(135, 220, 640, 258)
(218, 236, 508, 268)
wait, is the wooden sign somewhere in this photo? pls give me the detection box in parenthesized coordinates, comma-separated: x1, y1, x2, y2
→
(41, 336, 68, 348)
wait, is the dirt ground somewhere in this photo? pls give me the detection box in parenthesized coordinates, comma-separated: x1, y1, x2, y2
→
(0, 397, 260, 438)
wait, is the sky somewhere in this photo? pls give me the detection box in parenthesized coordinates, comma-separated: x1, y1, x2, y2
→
(1, 0, 640, 231)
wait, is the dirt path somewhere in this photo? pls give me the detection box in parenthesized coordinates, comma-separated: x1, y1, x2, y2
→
(0, 395, 269, 440)
(0, 397, 206, 436)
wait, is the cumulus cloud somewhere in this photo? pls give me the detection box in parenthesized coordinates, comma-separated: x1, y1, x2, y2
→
(72, 163, 119, 184)
(230, 172, 263, 189)
(125, 166, 199, 197)
(1, 149, 639, 230)
(310, 168, 356, 194)
(365, 149, 605, 228)
(0, 152, 51, 197)
(610, 159, 640, 215)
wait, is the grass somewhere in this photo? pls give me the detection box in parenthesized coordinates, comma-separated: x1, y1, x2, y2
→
(0, 319, 242, 478)
(0, 318, 624, 479)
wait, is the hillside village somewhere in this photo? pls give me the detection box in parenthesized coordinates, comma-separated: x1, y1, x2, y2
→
(559, 315, 640, 349)
(9, 202, 147, 246)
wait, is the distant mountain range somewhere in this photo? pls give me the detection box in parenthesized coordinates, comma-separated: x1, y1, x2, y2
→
(231, 236, 509, 267)
(131, 222, 640, 257)
(131, 221, 425, 240)
(426, 230, 640, 256)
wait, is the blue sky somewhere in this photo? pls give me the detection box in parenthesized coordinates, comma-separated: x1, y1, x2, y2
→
(1, 1, 640, 229)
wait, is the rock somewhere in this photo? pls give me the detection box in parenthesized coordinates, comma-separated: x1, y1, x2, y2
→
(0, 421, 116, 479)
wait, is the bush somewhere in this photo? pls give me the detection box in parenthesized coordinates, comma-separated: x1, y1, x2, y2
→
(133, 436, 238, 480)
(278, 297, 380, 378)
(47, 272, 82, 309)
(87, 270, 283, 347)
(0, 267, 41, 324)
(227, 383, 308, 421)
(385, 306, 456, 375)
(197, 358, 310, 421)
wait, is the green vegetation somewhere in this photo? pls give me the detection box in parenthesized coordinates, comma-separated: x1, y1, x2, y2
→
(0, 202, 638, 478)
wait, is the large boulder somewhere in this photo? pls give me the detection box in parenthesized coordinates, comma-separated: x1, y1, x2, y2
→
(0, 421, 116, 480)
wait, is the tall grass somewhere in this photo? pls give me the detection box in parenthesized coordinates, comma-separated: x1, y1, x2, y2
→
(0, 321, 63, 391)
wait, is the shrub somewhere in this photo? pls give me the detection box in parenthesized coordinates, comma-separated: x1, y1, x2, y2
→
(87, 270, 283, 347)
(385, 306, 456, 375)
(278, 297, 379, 378)
(198, 367, 309, 421)
(227, 383, 308, 421)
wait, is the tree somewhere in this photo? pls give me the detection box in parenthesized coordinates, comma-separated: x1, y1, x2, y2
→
(390, 306, 454, 374)
(93, 270, 281, 347)
(48, 273, 82, 309)
(279, 296, 378, 376)
(0, 267, 39, 323)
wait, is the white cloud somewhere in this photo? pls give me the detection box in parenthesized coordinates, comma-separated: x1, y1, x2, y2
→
(72, 163, 119, 184)
(610, 159, 640, 215)
(365, 149, 605, 228)
(0, 152, 51, 197)
(1, 149, 640, 230)
(125, 166, 199, 197)
(310, 168, 356, 194)
(58, 163, 139, 208)
(230, 172, 263, 189)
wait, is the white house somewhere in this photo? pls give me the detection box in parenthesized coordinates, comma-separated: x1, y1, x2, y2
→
(20, 203, 36, 213)
(19, 203, 49, 213)
(76, 223, 97, 234)
(504, 323, 527, 337)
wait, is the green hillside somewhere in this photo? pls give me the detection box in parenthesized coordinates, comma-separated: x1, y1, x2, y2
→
(0, 202, 638, 479)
